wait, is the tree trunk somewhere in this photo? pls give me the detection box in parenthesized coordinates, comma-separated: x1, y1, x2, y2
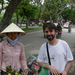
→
(16, 10, 19, 25)
(19, 16, 24, 28)
(0, 0, 22, 32)
(26, 18, 29, 28)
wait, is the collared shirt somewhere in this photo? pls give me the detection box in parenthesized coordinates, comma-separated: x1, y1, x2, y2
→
(0, 40, 28, 72)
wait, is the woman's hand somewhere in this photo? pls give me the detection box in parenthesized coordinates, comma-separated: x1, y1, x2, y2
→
(24, 69, 28, 75)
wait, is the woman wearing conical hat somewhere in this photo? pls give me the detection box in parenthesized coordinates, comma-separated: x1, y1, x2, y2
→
(0, 23, 28, 75)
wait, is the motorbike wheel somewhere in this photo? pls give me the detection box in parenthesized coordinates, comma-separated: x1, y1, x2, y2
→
(68, 29, 71, 33)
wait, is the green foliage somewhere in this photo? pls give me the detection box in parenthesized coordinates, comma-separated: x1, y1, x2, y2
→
(11, 13, 16, 23)
(1, 0, 75, 25)
(0, 0, 4, 3)
(69, 9, 75, 23)
(41, 0, 58, 21)
(41, 0, 70, 22)
(61, 8, 75, 21)
(17, 0, 39, 19)
(5, 66, 21, 75)
(22, 26, 42, 31)
(11, 13, 26, 23)
(0, 0, 2, 3)
(0, 13, 4, 22)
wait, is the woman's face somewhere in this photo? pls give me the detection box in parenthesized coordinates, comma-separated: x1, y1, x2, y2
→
(7, 32, 19, 40)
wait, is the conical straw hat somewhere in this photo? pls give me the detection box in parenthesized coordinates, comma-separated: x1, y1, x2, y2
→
(1, 23, 25, 35)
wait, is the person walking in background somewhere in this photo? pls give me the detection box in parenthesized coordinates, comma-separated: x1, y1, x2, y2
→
(0, 23, 28, 75)
(68, 21, 72, 33)
(37, 22, 73, 75)
(56, 22, 62, 38)
(57, 22, 62, 32)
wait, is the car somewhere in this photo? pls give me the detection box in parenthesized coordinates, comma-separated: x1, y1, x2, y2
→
(63, 22, 69, 28)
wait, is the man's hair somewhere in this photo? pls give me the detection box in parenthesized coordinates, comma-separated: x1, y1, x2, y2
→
(43, 22, 57, 32)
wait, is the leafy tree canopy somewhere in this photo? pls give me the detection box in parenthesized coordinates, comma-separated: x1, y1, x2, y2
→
(17, 0, 39, 19)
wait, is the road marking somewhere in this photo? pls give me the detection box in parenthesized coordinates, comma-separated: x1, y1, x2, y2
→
(24, 44, 31, 47)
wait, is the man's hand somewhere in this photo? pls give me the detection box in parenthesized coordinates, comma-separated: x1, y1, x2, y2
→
(49, 65, 60, 75)
(60, 71, 67, 75)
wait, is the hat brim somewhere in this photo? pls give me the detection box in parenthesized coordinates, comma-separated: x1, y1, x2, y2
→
(1, 31, 26, 36)
(1, 23, 26, 36)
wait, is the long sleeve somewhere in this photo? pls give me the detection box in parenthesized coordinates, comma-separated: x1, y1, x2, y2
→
(20, 45, 28, 70)
(0, 40, 28, 72)
(0, 43, 2, 72)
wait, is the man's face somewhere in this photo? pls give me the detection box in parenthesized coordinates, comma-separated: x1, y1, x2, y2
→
(44, 27, 56, 41)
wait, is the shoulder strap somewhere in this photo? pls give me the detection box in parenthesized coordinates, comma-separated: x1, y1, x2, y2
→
(46, 42, 51, 65)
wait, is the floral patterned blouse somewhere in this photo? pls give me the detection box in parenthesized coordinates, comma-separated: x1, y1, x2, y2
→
(0, 40, 28, 72)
